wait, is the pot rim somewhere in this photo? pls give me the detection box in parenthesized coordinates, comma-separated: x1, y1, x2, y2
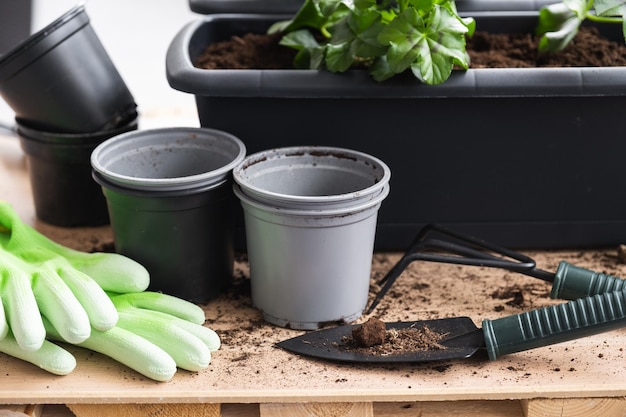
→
(91, 127, 247, 192)
(233, 182, 390, 217)
(0, 4, 88, 73)
(233, 146, 391, 209)
(15, 112, 139, 145)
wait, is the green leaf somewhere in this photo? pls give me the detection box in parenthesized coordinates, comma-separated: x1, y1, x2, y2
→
(377, 5, 469, 84)
(275, 0, 329, 33)
(325, 42, 355, 71)
(536, 2, 579, 35)
(409, 0, 436, 11)
(330, 9, 388, 59)
(594, 0, 626, 16)
(411, 54, 454, 84)
(538, 17, 583, 52)
(279, 30, 326, 68)
(370, 55, 395, 81)
(536, 3, 583, 52)
(280, 29, 321, 50)
(563, 0, 592, 18)
(268, 20, 293, 34)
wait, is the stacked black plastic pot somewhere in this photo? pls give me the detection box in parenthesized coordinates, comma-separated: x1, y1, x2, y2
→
(0, 5, 137, 227)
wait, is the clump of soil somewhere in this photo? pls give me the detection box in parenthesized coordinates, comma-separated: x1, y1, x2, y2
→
(351, 317, 387, 347)
(345, 318, 448, 356)
(195, 26, 626, 70)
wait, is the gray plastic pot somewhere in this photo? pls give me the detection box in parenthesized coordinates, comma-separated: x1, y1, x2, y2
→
(16, 114, 138, 227)
(0, 5, 136, 133)
(91, 127, 246, 303)
(233, 146, 391, 330)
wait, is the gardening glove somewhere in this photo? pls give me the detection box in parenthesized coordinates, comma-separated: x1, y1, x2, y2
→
(0, 202, 149, 294)
(0, 201, 149, 351)
(45, 291, 221, 382)
(0, 290, 220, 379)
(0, 329, 76, 376)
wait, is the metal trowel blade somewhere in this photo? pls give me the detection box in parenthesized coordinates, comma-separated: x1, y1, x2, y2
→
(276, 317, 485, 363)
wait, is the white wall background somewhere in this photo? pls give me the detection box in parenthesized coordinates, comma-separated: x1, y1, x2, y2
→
(1, 0, 202, 128)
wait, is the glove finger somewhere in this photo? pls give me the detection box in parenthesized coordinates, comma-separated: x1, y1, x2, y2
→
(46, 319, 177, 382)
(56, 268, 118, 331)
(74, 252, 150, 293)
(117, 309, 212, 372)
(0, 329, 76, 375)
(84, 327, 177, 382)
(2, 269, 45, 351)
(110, 292, 206, 325)
(32, 269, 91, 344)
(165, 315, 221, 352)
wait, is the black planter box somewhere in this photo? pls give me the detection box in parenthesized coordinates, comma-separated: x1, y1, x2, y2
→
(189, 0, 559, 14)
(166, 12, 626, 250)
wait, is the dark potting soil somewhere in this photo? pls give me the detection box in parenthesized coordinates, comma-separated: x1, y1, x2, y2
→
(195, 26, 626, 70)
(345, 317, 447, 356)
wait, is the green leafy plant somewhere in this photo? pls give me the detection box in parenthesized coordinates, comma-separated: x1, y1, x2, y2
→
(537, 0, 625, 52)
(269, 0, 475, 85)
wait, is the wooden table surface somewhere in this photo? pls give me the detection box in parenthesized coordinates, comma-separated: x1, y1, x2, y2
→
(2, 129, 626, 416)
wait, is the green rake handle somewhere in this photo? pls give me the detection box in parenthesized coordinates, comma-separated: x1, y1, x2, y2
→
(553, 261, 626, 300)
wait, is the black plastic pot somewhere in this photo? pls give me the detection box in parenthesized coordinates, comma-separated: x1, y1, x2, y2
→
(189, 0, 559, 14)
(166, 12, 626, 250)
(16, 114, 138, 227)
(0, 5, 136, 133)
(94, 178, 237, 303)
(91, 127, 247, 303)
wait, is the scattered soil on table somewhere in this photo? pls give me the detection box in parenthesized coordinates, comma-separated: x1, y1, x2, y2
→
(194, 26, 626, 70)
(344, 317, 447, 356)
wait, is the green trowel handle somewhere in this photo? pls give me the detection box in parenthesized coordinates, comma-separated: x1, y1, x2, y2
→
(483, 290, 626, 360)
(551, 261, 626, 300)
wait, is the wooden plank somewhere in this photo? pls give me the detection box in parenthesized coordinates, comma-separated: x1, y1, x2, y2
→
(522, 397, 626, 417)
(374, 401, 524, 417)
(66, 403, 220, 417)
(259, 402, 373, 417)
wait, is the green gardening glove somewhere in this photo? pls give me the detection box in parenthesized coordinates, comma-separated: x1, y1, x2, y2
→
(0, 201, 149, 351)
(0, 202, 219, 381)
(44, 291, 221, 381)
(0, 329, 76, 375)
(1, 291, 221, 380)
(0, 202, 149, 294)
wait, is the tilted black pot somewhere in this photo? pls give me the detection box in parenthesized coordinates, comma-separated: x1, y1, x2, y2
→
(0, 5, 136, 133)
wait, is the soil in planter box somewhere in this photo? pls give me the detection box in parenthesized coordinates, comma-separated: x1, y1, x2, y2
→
(195, 27, 626, 70)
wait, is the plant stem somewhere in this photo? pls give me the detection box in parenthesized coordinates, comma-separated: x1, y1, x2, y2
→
(586, 14, 623, 24)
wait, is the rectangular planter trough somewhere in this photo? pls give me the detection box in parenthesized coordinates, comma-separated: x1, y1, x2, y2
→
(166, 12, 626, 251)
(188, 0, 560, 14)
